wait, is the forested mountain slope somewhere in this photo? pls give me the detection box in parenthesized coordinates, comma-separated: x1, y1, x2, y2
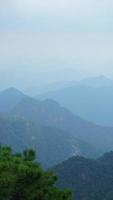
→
(54, 151, 113, 200)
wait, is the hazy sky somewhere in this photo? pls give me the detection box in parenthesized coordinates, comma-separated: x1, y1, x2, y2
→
(0, 0, 113, 89)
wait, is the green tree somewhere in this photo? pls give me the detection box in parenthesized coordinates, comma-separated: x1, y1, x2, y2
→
(0, 146, 72, 200)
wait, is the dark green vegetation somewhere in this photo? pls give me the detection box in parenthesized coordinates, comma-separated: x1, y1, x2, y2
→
(53, 151, 113, 200)
(0, 146, 72, 200)
(38, 76, 113, 126)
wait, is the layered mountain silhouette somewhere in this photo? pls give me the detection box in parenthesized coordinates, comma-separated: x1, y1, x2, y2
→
(10, 95, 113, 155)
(1, 87, 113, 167)
(0, 114, 95, 167)
(38, 76, 113, 126)
(53, 151, 113, 200)
(27, 76, 113, 96)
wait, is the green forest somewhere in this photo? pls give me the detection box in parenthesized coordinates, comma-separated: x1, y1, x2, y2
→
(0, 146, 72, 200)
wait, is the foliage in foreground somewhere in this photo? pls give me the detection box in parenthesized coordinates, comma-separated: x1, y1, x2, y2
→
(0, 146, 72, 200)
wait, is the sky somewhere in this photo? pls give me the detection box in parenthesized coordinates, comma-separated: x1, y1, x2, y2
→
(0, 0, 113, 90)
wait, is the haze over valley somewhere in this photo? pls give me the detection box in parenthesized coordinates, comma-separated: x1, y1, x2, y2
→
(0, 0, 113, 199)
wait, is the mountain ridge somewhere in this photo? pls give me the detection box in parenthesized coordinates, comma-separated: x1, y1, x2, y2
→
(0, 113, 96, 168)
(38, 77, 113, 126)
(10, 94, 113, 156)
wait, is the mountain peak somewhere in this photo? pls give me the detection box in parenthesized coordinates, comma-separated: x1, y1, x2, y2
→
(0, 87, 24, 95)
(0, 87, 25, 112)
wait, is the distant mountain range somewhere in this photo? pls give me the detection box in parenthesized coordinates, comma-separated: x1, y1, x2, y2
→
(53, 151, 113, 200)
(10, 95, 113, 155)
(0, 114, 94, 168)
(38, 76, 113, 126)
(1, 78, 113, 199)
(26, 80, 77, 96)
(0, 88, 98, 167)
(26, 76, 113, 96)
(77, 76, 113, 88)
(1, 86, 113, 167)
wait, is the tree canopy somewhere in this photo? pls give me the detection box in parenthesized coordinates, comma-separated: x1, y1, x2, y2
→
(0, 146, 72, 200)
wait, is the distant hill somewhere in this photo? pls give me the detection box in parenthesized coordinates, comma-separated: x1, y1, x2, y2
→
(38, 76, 113, 126)
(26, 80, 77, 96)
(78, 76, 113, 88)
(0, 87, 25, 112)
(1, 87, 113, 164)
(11, 96, 113, 155)
(0, 114, 95, 168)
(53, 151, 113, 200)
(26, 76, 113, 96)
